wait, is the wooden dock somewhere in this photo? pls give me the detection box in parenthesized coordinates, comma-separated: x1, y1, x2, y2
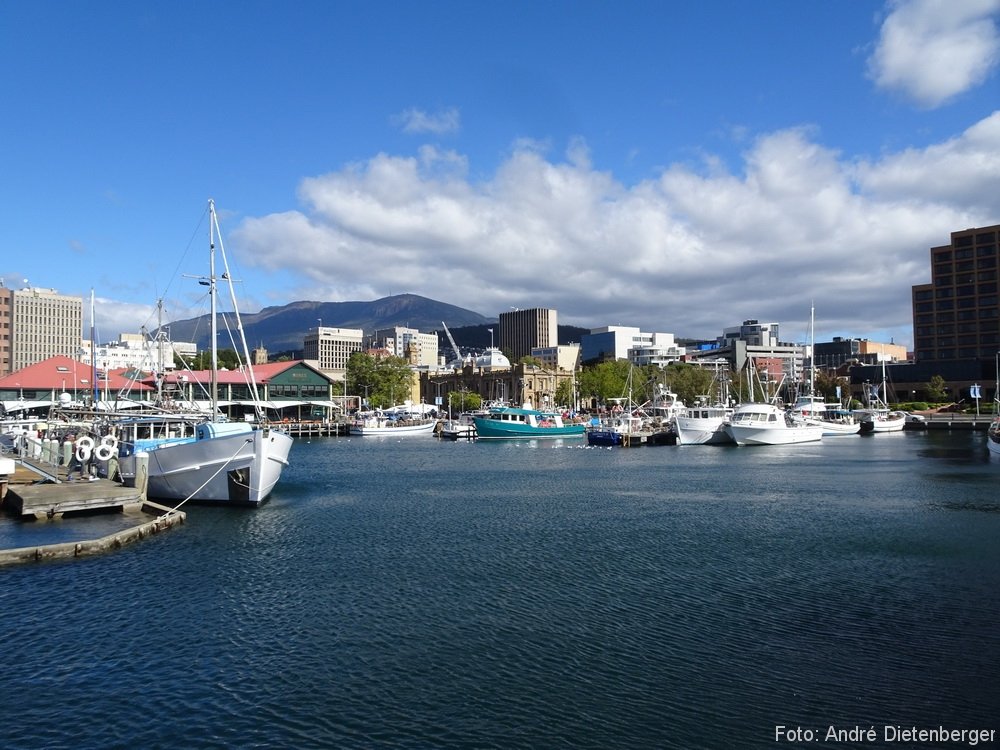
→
(1, 455, 186, 566)
(3, 456, 144, 519)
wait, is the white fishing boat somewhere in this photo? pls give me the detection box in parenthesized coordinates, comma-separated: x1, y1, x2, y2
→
(113, 200, 293, 506)
(674, 404, 734, 445)
(350, 411, 438, 436)
(725, 402, 823, 446)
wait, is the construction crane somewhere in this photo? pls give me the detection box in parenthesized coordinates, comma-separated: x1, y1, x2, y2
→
(442, 321, 464, 368)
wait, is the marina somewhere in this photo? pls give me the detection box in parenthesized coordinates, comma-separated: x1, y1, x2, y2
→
(1, 430, 998, 748)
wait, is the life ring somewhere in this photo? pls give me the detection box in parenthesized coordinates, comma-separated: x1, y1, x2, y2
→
(101, 434, 119, 452)
(76, 435, 95, 452)
(76, 443, 93, 463)
(95, 443, 115, 462)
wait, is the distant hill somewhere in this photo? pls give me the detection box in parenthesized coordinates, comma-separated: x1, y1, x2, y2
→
(166, 293, 494, 353)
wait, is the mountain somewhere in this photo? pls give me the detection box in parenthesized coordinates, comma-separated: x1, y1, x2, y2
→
(166, 293, 494, 353)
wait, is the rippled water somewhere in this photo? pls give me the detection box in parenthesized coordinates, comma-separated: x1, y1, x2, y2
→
(2, 432, 999, 749)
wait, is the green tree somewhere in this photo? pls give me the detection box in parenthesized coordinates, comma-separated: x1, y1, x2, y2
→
(185, 348, 241, 371)
(346, 352, 415, 409)
(554, 379, 575, 408)
(926, 374, 947, 402)
(656, 363, 716, 407)
(577, 360, 633, 407)
(449, 390, 482, 412)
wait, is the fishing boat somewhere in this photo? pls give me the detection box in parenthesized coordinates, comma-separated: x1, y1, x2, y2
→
(113, 200, 293, 506)
(349, 411, 437, 436)
(674, 403, 734, 445)
(473, 405, 585, 440)
(586, 411, 646, 446)
(725, 402, 823, 446)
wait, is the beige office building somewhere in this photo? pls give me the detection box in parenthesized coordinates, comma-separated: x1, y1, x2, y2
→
(303, 326, 364, 373)
(6, 286, 83, 374)
(499, 308, 558, 362)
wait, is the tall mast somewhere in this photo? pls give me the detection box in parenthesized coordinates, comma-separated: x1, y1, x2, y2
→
(209, 199, 219, 418)
(90, 288, 98, 407)
(810, 302, 816, 397)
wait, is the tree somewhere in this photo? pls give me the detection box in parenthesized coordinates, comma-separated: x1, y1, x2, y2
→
(926, 374, 947, 402)
(577, 360, 633, 407)
(449, 390, 482, 412)
(183, 348, 241, 371)
(554, 379, 575, 409)
(657, 363, 716, 407)
(346, 352, 415, 409)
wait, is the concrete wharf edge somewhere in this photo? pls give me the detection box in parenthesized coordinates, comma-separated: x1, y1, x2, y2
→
(0, 501, 185, 567)
(1, 454, 186, 567)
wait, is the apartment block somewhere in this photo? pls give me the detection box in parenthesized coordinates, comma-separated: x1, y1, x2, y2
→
(912, 223, 1000, 362)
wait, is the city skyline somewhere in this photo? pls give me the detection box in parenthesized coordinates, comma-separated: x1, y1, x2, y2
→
(1, 0, 998, 351)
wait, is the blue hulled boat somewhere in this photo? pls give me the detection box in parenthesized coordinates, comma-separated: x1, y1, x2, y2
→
(472, 406, 586, 440)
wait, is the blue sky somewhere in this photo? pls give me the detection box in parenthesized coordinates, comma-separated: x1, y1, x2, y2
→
(1, 0, 998, 350)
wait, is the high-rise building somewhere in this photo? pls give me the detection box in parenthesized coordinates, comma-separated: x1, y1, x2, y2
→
(499, 308, 557, 362)
(8, 286, 83, 373)
(0, 284, 12, 377)
(303, 326, 364, 373)
(369, 326, 439, 368)
(912, 223, 1000, 362)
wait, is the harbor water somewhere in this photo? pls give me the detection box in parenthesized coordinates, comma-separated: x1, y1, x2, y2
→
(1, 431, 998, 749)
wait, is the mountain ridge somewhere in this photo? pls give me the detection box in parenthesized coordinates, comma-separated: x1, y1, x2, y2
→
(166, 293, 495, 353)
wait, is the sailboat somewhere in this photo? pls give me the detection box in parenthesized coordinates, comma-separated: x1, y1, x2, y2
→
(789, 305, 860, 436)
(852, 357, 906, 433)
(986, 355, 1000, 456)
(113, 200, 293, 506)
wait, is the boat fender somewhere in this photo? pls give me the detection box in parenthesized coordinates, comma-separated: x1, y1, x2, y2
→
(101, 434, 119, 452)
(95, 443, 115, 462)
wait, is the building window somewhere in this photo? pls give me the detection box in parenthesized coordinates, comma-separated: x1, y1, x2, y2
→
(933, 276, 952, 287)
(975, 232, 996, 244)
(955, 236, 974, 248)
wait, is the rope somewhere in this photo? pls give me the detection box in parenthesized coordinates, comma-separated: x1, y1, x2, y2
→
(157, 437, 254, 519)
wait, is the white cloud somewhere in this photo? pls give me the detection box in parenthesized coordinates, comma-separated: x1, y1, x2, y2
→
(868, 0, 1000, 108)
(232, 112, 1000, 350)
(393, 107, 461, 135)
